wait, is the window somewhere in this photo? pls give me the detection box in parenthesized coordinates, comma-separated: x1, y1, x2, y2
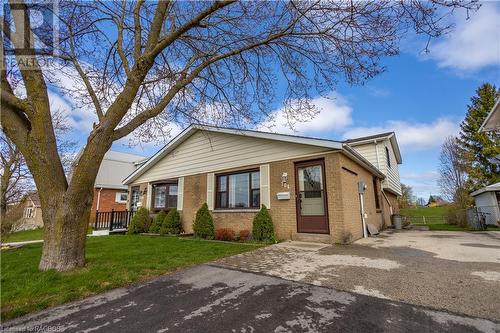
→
(385, 146, 391, 168)
(24, 207, 34, 218)
(373, 177, 381, 210)
(216, 170, 260, 209)
(115, 192, 128, 203)
(152, 183, 178, 211)
(130, 186, 140, 210)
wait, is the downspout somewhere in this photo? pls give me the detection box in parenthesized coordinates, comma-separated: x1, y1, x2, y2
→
(96, 188, 103, 211)
(358, 182, 368, 238)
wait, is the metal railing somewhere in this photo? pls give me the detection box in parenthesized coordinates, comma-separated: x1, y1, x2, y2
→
(94, 209, 135, 231)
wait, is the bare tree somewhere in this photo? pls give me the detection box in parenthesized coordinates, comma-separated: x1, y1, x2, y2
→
(0, 109, 76, 223)
(0, 134, 30, 221)
(1, 0, 479, 271)
(397, 183, 414, 209)
(438, 136, 469, 207)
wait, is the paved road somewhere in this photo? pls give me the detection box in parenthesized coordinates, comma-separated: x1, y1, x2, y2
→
(3, 265, 498, 333)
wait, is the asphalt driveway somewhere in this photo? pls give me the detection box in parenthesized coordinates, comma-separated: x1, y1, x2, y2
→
(3, 264, 498, 333)
(216, 230, 500, 320)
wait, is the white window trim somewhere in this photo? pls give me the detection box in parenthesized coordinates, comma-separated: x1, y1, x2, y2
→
(115, 192, 128, 204)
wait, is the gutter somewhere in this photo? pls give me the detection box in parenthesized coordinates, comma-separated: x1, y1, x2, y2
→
(342, 144, 385, 179)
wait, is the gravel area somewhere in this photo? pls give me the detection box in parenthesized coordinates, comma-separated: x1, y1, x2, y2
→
(215, 230, 500, 320)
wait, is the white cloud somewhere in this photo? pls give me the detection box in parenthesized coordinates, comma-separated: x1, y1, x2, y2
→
(343, 118, 459, 151)
(48, 89, 97, 133)
(114, 122, 184, 155)
(401, 171, 440, 198)
(427, 2, 500, 71)
(257, 93, 352, 135)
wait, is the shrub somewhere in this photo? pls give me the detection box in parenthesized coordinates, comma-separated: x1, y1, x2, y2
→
(445, 204, 467, 227)
(252, 204, 275, 241)
(239, 229, 250, 241)
(127, 207, 151, 234)
(192, 203, 214, 239)
(215, 228, 235, 241)
(160, 208, 183, 235)
(149, 210, 167, 234)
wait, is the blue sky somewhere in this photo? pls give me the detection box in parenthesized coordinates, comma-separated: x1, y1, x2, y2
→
(58, 2, 500, 200)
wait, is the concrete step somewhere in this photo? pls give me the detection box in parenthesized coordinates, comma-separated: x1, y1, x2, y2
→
(292, 233, 333, 244)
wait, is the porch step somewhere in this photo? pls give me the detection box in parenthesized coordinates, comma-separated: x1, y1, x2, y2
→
(91, 228, 127, 236)
(292, 233, 333, 244)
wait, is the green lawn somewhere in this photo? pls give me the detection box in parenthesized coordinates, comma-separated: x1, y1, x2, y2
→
(400, 206, 446, 224)
(400, 206, 446, 217)
(1, 235, 262, 320)
(3, 228, 44, 243)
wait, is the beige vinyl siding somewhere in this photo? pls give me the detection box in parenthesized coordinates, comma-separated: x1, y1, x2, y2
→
(351, 140, 402, 196)
(382, 141, 402, 195)
(350, 143, 380, 169)
(133, 130, 331, 183)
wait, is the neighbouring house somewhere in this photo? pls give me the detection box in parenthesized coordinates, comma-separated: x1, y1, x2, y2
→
(425, 195, 448, 208)
(90, 150, 147, 217)
(13, 192, 43, 231)
(343, 132, 402, 220)
(122, 125, 403, 243)
(479, 98, 499, 133)
(471, 182, 500, 226)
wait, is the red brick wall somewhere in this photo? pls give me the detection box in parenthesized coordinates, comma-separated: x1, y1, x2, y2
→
(90, 188, 128, 214)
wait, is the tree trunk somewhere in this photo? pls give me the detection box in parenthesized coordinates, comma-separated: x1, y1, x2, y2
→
(37, 134, 111, 271)
(38, 189, 93, 270)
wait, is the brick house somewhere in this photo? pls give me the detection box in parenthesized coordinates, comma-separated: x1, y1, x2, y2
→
(88, 150, 146, 217)
(123, 125, 402, 243)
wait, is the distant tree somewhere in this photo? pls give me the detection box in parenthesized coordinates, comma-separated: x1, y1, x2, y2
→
(0, 135, 30, 221)
(427, 195, 436, 205)
(438, 136, 470, 208)
(0, 110, 76, 222)
(416, 198, 426, 207)
(457, 83, 500, 191)
(398, 184, 414, 209)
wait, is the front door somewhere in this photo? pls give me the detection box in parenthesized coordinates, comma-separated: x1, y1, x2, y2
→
(295, 159, 329, 234)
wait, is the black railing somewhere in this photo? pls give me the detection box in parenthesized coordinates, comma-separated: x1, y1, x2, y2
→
(94, 209, 135, 231)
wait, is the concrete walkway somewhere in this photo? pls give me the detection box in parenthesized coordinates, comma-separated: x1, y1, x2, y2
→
(3, 265, 498, 333)
(1, 239, 44, 247)
(216, 231, 500, 320)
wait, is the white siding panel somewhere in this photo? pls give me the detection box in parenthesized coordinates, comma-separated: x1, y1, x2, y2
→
(260, 164, 270, 208)
(207, 173, 215, 211)
(351, 140, 402, 196)
(145, 183, 152, 209)
(134, 130, 330, 183)
(177, 177, 184, 211)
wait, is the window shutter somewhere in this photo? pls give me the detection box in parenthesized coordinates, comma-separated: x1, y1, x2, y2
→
(177, 177, 184, 211)
(207, 173, 215, 210)
(260, 164, 271, 208)
(145, 183, 152, 209)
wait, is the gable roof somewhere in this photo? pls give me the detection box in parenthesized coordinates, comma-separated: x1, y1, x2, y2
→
(24, 192, 41, 207)
(123, 125, 385, 184)
(343, 132, 402, 164)
(479, 98, 500, 132)
(471, 182, 500, 197)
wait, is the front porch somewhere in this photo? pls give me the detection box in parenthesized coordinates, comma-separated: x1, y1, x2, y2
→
(92, 210, 135, 235)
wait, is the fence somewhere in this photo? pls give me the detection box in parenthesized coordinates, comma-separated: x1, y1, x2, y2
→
(94, 209, 135, 231)
(403, 215, 446, 225)
(475, 205, 500, 226)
